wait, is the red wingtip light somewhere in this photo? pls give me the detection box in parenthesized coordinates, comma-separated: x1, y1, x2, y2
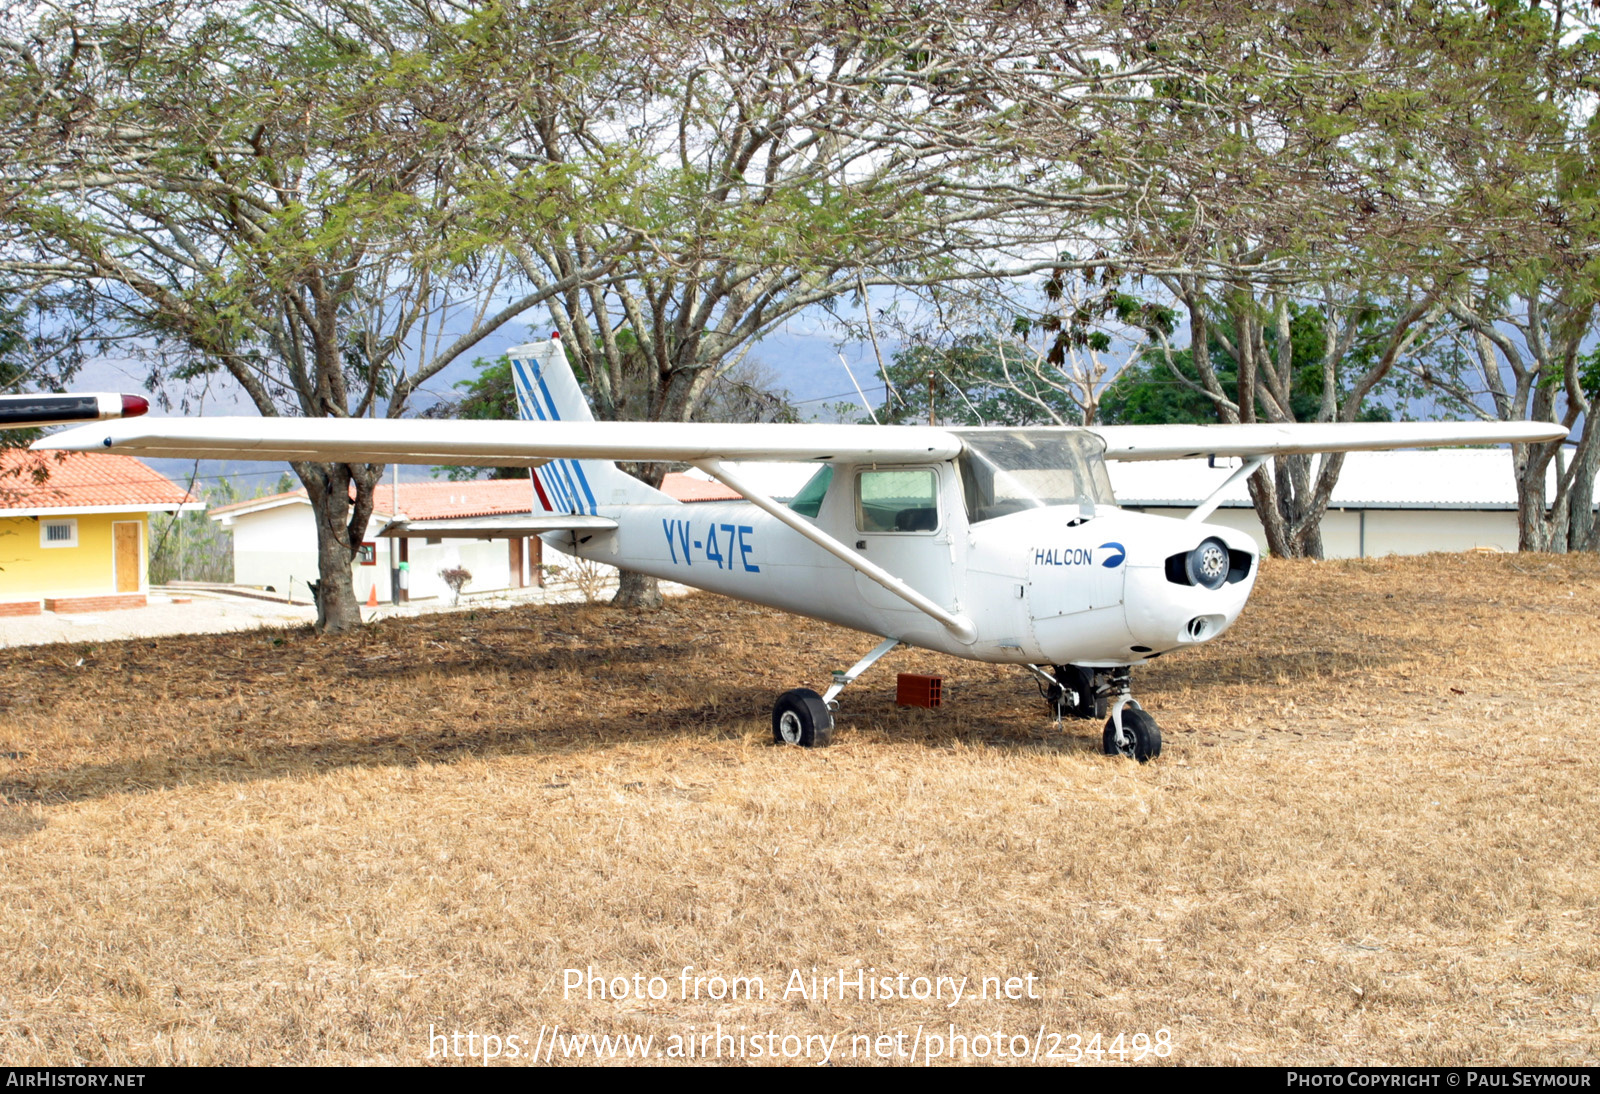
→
(120, 394, 149, 418)
(551, 331, 560, 340)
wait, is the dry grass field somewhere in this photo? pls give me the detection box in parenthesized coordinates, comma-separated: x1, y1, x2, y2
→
(1, 552, 1598, 1066)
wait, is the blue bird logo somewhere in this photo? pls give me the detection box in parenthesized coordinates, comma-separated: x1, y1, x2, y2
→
(1098, 542, 1127, 568)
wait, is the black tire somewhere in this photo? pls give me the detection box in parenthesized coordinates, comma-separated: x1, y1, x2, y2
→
(1053, 664, 1105, 720)
(1102, 707, 1161, 763)
(772, 688, 833, 748)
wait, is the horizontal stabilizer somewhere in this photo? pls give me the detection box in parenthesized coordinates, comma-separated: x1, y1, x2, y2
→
(377, 514, 618, 539)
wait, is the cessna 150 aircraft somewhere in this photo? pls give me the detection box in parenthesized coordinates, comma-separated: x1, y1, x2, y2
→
(35, 341, 1566, 761)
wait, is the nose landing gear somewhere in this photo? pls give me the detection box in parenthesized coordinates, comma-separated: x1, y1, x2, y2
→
(1101, 667, 1161, 762)
(1029, 663, 1162, 762)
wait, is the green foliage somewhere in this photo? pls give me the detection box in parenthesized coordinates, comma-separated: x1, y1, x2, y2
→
(873, 340, 1082, 427)
(1579, 347, 1600, 405)
(434, 355, 529, 481)
(147, 478, 241, 585)
(1101, 302, 1398, 425)
(1099, 346, 1225, 426)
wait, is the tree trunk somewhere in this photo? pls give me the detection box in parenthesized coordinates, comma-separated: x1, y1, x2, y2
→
(612, 568, 663, 610)
(1569, 436, 1600, 551)
(311, 507, 364, 632)
(295, 460, 376, 633)
(609, 458, 667, 610)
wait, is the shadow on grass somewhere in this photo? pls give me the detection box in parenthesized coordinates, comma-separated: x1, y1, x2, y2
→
(0, 681, 1110, 808)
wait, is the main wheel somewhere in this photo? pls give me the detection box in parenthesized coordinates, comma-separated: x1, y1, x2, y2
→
(1102, 707, 1161, 763)
(1049, 662, 1100, 722)
(772, 688, 833, 748)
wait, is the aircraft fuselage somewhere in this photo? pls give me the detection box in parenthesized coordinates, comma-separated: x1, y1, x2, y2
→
(556, 456, 1259, 669)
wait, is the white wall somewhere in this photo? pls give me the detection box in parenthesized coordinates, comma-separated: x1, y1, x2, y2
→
(230, 503, 319, 598)
(1136, 506, 1520, 557)
(225, 502, 526, 601)
(399, 538, 512, 601)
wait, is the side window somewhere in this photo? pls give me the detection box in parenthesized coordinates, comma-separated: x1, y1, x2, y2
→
(788, 465, 833, 518)
(856, 469, 939, 533)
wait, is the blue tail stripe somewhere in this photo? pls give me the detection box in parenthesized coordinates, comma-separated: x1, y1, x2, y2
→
(513, 358, 577, 512)
(512, 360, 545, 421)
(530, 359, 598, 515)
(512, 352, 598, 515)
(560, 459, 595, 517)
(532, 365, 564, 422)
(535, 466, 566, 512)
(550, 459, 578, 513)
(568, 460, 598, 514)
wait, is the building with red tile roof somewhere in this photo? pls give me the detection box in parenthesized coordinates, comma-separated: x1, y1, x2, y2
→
(0, 450, 202, 614)
(208, 473, 743, 603)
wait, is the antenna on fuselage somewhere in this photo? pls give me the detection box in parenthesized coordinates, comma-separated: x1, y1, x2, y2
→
(837, 353, 881, 425)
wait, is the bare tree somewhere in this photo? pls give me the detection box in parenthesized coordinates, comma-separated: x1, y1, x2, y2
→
(1405, 281, 1598, 552)
(1044, 0, 1598, 556)
(1149, 272, 1444, 557)
(0, 0, 624, 629)
(499, 0, 1211, 604)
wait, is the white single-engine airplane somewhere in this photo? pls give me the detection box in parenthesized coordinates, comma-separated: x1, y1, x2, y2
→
(36, 341, 1565, 761)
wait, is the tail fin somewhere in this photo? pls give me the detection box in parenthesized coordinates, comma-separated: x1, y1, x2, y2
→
(506, 338, 672, 512)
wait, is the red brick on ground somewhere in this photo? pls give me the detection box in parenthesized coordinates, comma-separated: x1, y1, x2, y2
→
(42, 594, 148, 614)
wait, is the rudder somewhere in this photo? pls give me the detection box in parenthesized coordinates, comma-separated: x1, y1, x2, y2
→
(506, 338, 672, 512)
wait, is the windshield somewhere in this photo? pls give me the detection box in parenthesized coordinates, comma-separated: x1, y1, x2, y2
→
(954, 429, 1117, 523)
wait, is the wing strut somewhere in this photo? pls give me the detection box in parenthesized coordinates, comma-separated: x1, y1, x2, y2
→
(695, 459, 978, 644)
(1186, 456, 1267, 523)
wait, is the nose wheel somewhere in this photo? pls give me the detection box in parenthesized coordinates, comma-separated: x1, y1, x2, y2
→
(1100, 667, 1161, 762)
(1103, 704, 1161, 763)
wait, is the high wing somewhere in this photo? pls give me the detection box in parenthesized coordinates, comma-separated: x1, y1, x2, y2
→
(1088, 421, 1568, 460)
(36, 417, 963, 465)
(36, 415, 1566, 466)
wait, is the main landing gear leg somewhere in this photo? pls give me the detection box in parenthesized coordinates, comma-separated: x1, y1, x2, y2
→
(1101, 667, 1161, 763)
(1026, 663, 1106, 725)
(772, 637, 900, 749)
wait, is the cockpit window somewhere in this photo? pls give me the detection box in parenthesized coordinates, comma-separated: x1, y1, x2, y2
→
(857, 469, 939, 533)
(955, 429, 1117, 523)
(788, 465, 833, 518)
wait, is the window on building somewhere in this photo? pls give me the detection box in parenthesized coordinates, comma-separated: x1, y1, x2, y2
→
(40, 519, 78, 548)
